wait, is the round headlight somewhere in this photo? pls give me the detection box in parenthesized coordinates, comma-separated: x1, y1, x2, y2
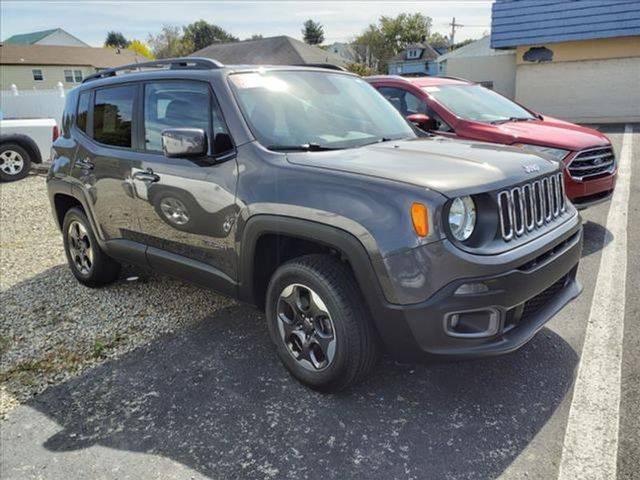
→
(448, 196, 476, 241)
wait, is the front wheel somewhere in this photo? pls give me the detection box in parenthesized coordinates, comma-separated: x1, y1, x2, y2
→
(265, 254, 380, 392)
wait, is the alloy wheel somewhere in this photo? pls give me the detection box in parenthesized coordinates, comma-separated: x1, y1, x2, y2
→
(0, 150, 25, 176)
(159, 197, 190, 225)
(67, 221, 94, 275)
(276, 283, 337, 371)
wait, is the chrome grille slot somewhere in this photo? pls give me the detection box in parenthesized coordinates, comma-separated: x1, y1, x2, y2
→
(522, 184, 535, 230)
(497, 173, 567, 241)
(511, 187, 525, 235)
(542, 177, 552, 221)
(568, 146, 615, 180)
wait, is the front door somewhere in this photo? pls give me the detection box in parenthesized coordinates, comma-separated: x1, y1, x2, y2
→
(130, 80, 239, 292)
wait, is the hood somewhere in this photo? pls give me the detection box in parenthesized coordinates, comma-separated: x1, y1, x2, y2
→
(286, 137, 561, 197)
(463, 116, 610, 152)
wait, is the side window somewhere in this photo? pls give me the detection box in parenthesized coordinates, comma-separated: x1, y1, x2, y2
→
(93, 85, 135, 148)
(64, 70, 74, 83)
(378, 87, 426, 116)
(424, 103, 454, 133)
(76, 91, 90, 132)
(404, 91, 427, 115)
(378, 87, 406, 115)
(32, 69, 44, 81)
(143, 81, 231, 154)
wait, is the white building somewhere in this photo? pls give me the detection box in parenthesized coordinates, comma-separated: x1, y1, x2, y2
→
(436, 36, 516, 99)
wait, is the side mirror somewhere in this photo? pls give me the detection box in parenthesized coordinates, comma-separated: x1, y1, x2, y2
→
(406, 113, 433, 130)
(161, 128, 207, 158)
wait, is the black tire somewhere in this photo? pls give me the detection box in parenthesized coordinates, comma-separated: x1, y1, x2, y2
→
(62, 207, 121, 287)
(265, 254, 380, 392)
(0, 143, 31, 182)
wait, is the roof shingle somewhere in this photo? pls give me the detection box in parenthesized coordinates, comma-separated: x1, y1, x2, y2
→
(191, 36, 347, 67)
(0, 44, 146, 68)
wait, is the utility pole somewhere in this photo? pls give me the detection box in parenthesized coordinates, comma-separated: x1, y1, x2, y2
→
(449, 17, 464, 47)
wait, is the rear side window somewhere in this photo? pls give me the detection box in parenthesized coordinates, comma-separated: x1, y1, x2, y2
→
(76, 91, 90, 132)
(93, 85, 135, 148)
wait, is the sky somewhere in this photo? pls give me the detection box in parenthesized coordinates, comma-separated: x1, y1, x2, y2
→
(0, 1, 493, 47)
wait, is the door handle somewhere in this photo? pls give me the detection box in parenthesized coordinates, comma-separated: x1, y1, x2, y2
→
(133, 168, 160, 183)
(75, 158, 94, 170)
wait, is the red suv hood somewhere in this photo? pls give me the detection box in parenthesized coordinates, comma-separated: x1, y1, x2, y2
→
(462, 116, 610, 152)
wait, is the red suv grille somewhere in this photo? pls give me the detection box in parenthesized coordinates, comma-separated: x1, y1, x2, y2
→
(568, 146, 615, 181)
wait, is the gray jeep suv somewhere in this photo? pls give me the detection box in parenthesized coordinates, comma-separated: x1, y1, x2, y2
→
(47, 58, 582, 391)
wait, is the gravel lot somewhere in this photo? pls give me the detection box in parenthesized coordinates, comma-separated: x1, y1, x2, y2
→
(0, 174, 233, 417)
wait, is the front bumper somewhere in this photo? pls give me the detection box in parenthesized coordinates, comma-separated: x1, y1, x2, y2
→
(371, 217, 583, 362)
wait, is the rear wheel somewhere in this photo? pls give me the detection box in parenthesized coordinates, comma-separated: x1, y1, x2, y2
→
(265, 254, 380, 392)
(0, 143, 31, 182)
(62, 208, 121, 287)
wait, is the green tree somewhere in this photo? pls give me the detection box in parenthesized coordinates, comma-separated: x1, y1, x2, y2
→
(104, 31, 129, 49)
(183, 20, 238, 52)
(346, 62, 375, 76)
(354, 13, 437, 73)
(128, 39, 154, 60)
(302, 19, 324, 45)
(147, 25, 194, 59)
(245, 34, 264, 41)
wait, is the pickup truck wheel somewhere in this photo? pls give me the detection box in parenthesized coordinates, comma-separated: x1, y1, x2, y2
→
(266, 254, 380, 392)
(62, 207, 121, 287)
(0, 143, 31, 182)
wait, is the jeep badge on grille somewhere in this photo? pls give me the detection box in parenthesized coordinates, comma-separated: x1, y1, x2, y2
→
(523, 164, 540, 174)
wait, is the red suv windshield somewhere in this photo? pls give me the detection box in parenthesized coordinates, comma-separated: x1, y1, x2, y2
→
(426, 84, 536, 124)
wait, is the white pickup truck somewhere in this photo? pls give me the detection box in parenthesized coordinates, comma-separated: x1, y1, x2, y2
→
(0, 118, 58, 182)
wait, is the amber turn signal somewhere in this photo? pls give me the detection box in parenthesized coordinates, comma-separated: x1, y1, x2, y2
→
(411, 203, 429, 237)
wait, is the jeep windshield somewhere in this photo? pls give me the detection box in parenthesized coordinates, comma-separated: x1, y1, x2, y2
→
(229, 70, 416, 151)
(424, 84, 537, 124)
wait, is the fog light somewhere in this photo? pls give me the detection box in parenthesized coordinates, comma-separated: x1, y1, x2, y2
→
(444, 308, 500, 338)
(454, 282, 489, 295)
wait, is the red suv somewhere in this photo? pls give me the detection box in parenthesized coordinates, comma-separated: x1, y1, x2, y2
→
(367, 75, 617, 208)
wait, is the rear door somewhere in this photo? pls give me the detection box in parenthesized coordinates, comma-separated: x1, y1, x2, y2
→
(129, 80, 239, 294)
(70, 84, 143, 253)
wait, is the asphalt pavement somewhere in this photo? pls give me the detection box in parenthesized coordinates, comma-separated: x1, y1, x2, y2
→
(1, 124, 638, 480)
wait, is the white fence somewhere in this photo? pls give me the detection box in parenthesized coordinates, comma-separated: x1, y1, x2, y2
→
(1, 83, 68, 123)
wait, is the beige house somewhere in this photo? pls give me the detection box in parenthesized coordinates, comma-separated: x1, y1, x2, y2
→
(491, 0, 640, 124)
(0, 44, 145, 90)
(513, 37, 640, 124)
(436, 36, 516, 99)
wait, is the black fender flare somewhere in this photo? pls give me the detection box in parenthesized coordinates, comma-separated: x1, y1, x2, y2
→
(0, 134, 43, 163)
(237, 215, 415, 352)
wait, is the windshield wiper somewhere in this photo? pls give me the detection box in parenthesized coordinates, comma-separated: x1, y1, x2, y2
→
(266, 143, 342, 152)
(491, 117, 535, 125)
(356, 137, 400, 147)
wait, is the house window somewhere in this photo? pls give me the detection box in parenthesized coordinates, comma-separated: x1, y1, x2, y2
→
(65, 69, 84, 83)
(406, 49, 421, 60)
(32, 69, 44, 81)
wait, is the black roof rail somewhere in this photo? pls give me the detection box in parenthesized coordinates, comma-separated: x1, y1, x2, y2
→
(82, 57, 224, 83)
(294, 63, 347, 72)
